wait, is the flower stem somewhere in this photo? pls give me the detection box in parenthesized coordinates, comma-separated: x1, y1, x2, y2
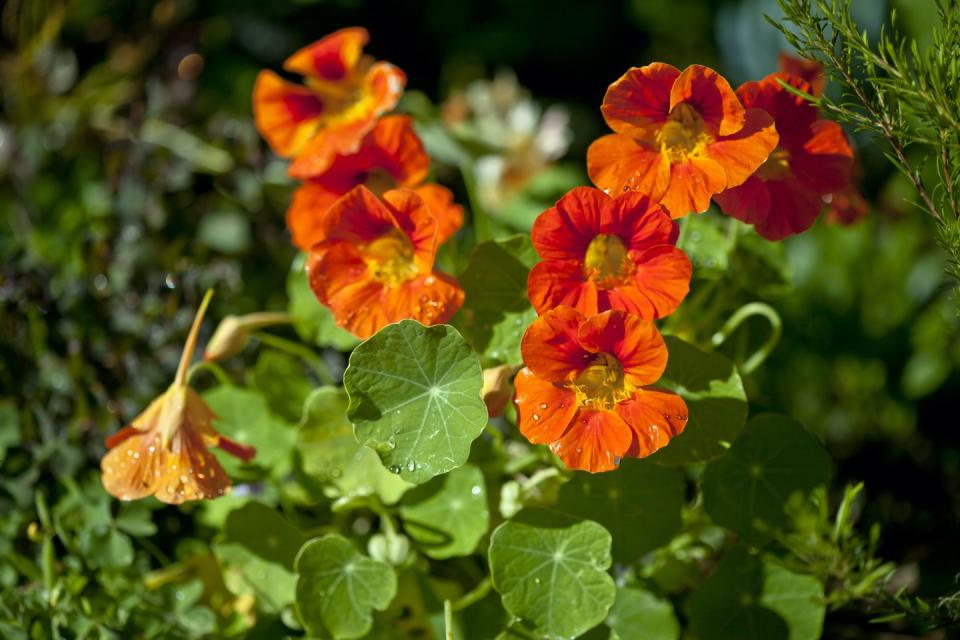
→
(174, 289, 214, 387)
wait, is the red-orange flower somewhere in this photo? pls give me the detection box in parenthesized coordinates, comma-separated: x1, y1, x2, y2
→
(287, 115, 463, 251)
(587, 63, 778, 218)
(778, 52, 827, 97)
(101, 292, 256, 504)
(253, 27, 406, 179)
(527, 187, 691, 319)
(306, 185, 464, 338)
(714, 73, 854, 239)
(514, 306, 687, 473)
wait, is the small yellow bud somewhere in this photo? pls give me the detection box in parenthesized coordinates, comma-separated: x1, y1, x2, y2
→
(203, 312, 292, 362)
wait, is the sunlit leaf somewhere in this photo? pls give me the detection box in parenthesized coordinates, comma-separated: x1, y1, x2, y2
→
(687, 547, 825, 640)
(399, 463, 489, 559)
(606, 587, 679, 640)
(554, 458, 685, 562)
(203, 386, 296, 477)
(343, 320, 487, 484)
(702, 414, 833, 539)
(649, 336, 748, 465)
(297, 387, 411, 504)
(216, 542, 296, 614)
(488, 510, 615, 639)
(295, 534, 397, 640)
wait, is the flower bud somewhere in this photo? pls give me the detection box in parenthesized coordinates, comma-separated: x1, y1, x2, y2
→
(481, 364, 518, 418)
(367, 532, 411, 567)
(203, 312, 292, 362)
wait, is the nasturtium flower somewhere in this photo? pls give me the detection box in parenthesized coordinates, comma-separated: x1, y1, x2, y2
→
(101, 292, 256, 504)
(778, 52, 827, 97)
(587, 63, 779, 218)
(253, 27, 406, 179)
(306, 185, 464, 338)
(527, 187, 691, 319)
(713, 73, 854, 240)
(514, 306, 687, 473)
(286, 115, 462, 251)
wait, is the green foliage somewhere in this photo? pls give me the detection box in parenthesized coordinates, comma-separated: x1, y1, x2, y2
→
(606, 588, 679, 640)
(343, 321, 488, 484)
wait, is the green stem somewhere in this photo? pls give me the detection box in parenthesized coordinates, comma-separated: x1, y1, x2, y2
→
(253, 331, 335, 385)
(187, 360, 233, 387)
(451, 577, 492, 611)
(711, 302, 783, 374)
(444, 599, 454, 640)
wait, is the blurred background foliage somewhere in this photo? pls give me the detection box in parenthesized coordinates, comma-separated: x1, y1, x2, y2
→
(1, 0, 959, 638)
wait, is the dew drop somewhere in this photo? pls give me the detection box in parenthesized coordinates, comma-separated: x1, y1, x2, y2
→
(538, 402, 548, 410)
(532, 413, 540, 422)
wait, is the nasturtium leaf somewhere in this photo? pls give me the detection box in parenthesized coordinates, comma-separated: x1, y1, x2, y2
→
(649, 336, 748, 466)
(249, 350, 313, 423)
(606, 587, 679, 640)
(687, 547, 825, 640)
(297, 387, 411, 504)
(343, 320, 487, 485)
(287, 253, 359, 352)
(295, 534, 397, 640)
(225, 501, 309, 570)
(702, 414, 833, 539)
(488, 510, 616, 639)
(554, 458, 685, 562)
(457, 235, 539, 365)
(217, 542, 297, 614)
(399, 463, 489, 559)
(203, 386, 296, 476)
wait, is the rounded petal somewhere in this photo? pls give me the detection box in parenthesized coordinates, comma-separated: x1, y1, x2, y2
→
(316, 185, 399, 245)
(283, 27, 369, 80)
(531, 186, 609, 260)
(778, 52, 826, 97)
(528, 260, 599, 316)
(550, 409, 633, 473)
(384, 271, 465, 329)
(705, 107, 779, 189)
(308, 242, 371, 306)
(382, 188, 438, 271)
(752, 177, 824, 240)
(520, 306, 592, 382)
(286, 183, 342, 251)
(606, 190, 675, 248)
(736, 74, 816, 145)
(587, 133, 671, 199)
(252, 70, 324, 158)
(791, 120, 854, 193)
(615, 387, 688, 458)
(601, 63, 679, 133)
(670, 65, 745, 136)
(626, 245, 692, 318)
(714, 175, 772, 227)
(658, 156, 727, 218)
(576, 310, 667, 387)
(412, 183, 463, 245)
(361, 114, 430, 187)
(513, 368, 578, 445)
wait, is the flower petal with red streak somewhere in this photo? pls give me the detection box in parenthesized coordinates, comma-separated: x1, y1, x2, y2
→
(527, 260, 598, 316)
(587, 133, 671, 198)
(615, 387, 688, 458)
(252, 71, 324, 157)
(520, 306, 592, 382)
(575, 311, 667, 387)
(283, 27, 368, 81)
(550, 409, 633, 473)
(670, 65, 745, 136)
(513, 368, 579, 444)
(531, 187, 609, 260)
(627, 245, 692, 318)
(713, 175, 772, 227)
(382, 188, 439, 272)
(791, 120, 854, 193)
(412, 183, 463, 245)
(601, 63, 679, 133)
(753, 177, 824, 240)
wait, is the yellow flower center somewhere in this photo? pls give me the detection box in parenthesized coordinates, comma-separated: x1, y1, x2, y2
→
(583, 234, 634, 290)
(572, 352, 632, 411)
(658, 103, 713, 163)
(363, 229, 419, 285)
(756, 146, 791, 180)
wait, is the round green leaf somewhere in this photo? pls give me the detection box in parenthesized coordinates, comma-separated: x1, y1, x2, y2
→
(554, 458, 685, 562)
(343, 320, 487, 484)
(687, 547, 825, 640)
(295, 534, 398, 640)
(287, 254, 359, 352)
(399, 463, 489, 559)
(203, 386, 296, 476)
(488, 510, 616, 639)
(297, 387, 411, 504)
(606, 588, 679, 640)
(649, 336, 748, 466)
(225, 501, 308, 570)
(702, 414, 833, 539)
(457, 235, 539, 365)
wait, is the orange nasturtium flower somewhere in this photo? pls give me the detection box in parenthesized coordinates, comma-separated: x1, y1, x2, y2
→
(252, 27, 406, 179)
(587, 63, 779, 218)
(514, 306, 687, 473)
(286, 114, 463, 251)
(101, 292, 255, 504)
(713, 73, 854, 240)
(527, 187, 691, 319)
(306, 185, 464, 338)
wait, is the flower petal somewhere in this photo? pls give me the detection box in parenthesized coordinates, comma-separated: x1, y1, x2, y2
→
(670, 65, 745, 136)
(384, 271, 465, 328)
(791, 120, 854, 193)
(252, 70, 324, 158)
(705, 107, 779, 189)
(550, 409, 633, 473)
(412, 183, 463, 246)
(283, 27, 368, 81)
(587, 133, 671, 198)
(626, 245, 692, 318)
(658, 156, 727, 218)
(615, 387, 688, 458)
(576, 310, 667, 387)
(601, 62, 679, 133)
(531, 186, 608, 261)
(752, 177, 824, 240)
(520, 306, 593, 382)
(778, 52, 826, 97)
(513, 368, 578, 444)
(315, 185, 399, 245)
(286, 183, 342, 251)
(735, 74, 816, 145)
(713, 175, 772, 227)
(382, 188, 438, 272)
(605, 191, 675, 247)
(528, 260, 599, 316)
